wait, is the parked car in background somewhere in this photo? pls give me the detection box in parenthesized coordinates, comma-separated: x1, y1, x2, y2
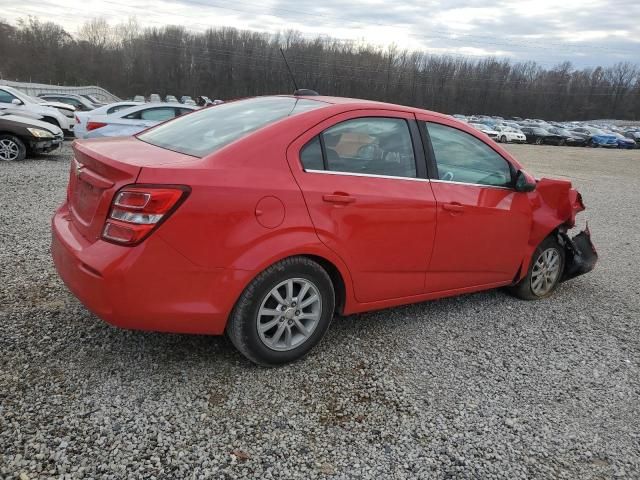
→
(493, 125, 526, 143)
(572, 127, 618, 148)
(84, 102, 197, 138)
(0, 86, 74, 134)
(546, 127, 588, 147)
(520, 127, 564, 145)
(80, 94, 106, 106)
(0, 110, 63, 161)
(38, 93, 98, 112)
(51, 94, 597, 365)
(607, 131, 636, 149)
(165, 95, 178, 103)
(149, 94, 162, 103)
(74, 101, 143, 139)
(469, 122, 499, 140)
(623, 130, 640, 146)
(180, 95, 196, 105)
(133, 95, 146, 103)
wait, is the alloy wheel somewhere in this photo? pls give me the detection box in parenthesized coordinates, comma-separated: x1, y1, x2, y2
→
(257, 278, 322, 351)
(0, 139, 20, 161)
(531, 248, 561, 296)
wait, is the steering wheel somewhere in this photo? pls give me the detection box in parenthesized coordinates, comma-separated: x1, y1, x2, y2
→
(441, 171, 455, 181)
(357, 143, 381, 160)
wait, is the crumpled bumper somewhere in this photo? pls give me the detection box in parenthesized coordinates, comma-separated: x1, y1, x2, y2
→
(560, 225, 598, 282)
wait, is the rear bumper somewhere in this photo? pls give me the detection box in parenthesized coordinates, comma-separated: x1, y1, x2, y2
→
(51, 204, 252, 335)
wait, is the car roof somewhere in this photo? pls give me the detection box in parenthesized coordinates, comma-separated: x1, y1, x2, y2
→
(278, 95, 453, 120)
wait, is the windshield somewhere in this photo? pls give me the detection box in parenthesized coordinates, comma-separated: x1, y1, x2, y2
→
(138, 96, 327, 157)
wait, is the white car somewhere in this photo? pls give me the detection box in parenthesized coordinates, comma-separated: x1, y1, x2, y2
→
(494, 125, 526, 143)
(84, 103, 198, 139)
(469, 122, 500, 141)
(74, 101, 142, 139)
(0, 86, 74, 134)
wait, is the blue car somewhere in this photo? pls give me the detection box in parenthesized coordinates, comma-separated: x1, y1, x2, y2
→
(609, 132, 637, 149)
(573, 127, 618, 148)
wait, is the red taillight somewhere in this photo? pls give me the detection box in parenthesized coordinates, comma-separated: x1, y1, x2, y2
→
(87, 121, 107, 131)
(102, 186, 190, 246)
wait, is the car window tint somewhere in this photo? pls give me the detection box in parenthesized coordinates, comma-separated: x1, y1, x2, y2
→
(138, 97, 327, 158)
(300, 136, 323, 170)
(0, 89, 17, 103)
(426, 122, 512, 187)
(321, 117, 416, 178)
(107, 104, 136, 114)
(139, 107, 176, 121)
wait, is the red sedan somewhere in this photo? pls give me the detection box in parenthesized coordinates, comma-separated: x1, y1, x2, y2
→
(51, 95, 597, 365)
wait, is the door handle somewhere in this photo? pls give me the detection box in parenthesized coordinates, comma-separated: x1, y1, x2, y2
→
(323, 193, 356, 204)
(442, 202, 465, 213)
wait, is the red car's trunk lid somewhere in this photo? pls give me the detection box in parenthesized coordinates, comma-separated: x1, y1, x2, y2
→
(67, 137, 196, 242)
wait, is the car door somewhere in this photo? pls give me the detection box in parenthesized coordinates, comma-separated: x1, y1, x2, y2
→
(418, 117, 532, 292)
(287, 111, 438, 303)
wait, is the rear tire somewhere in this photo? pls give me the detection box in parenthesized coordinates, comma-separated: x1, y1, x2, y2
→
(0, 134, 27, 161)
(508, 236, 565, 300)
(500, 135, 507, 143)
(226, 257, 335, 366)
(535, 137, 543, 145)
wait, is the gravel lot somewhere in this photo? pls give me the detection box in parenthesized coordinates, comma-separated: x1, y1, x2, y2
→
(1, 143, 639, 479)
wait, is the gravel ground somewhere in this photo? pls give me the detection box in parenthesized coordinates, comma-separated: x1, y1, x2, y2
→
(1, 143, 639, 479)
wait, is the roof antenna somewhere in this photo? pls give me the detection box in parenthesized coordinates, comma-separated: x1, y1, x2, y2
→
(279, 47, 319, 96)
(279, 48, 299, 91)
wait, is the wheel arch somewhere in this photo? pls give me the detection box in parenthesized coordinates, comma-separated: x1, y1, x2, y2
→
(227, 243, 355, 318)
(300, 254, 347, 315)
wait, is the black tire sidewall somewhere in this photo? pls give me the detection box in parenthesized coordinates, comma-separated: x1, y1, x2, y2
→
(228, 258, 335, 366)
(0, 134, 27, 161)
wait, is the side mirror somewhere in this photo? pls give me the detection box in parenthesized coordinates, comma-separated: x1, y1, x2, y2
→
(515, 169, 536, 192)
(11, 99, 23, 106)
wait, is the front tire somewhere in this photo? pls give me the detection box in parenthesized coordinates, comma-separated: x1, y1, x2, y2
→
(0, 135, 27, 161)
(500, 135, 507, 143)
(226, 257, 335, 366)
(508, 236, 565, 300)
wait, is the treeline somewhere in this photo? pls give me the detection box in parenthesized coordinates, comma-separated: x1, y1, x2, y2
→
(1, 17, 639, 120)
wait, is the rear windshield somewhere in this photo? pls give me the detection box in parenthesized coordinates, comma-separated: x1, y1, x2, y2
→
(138, 96, 327, 157)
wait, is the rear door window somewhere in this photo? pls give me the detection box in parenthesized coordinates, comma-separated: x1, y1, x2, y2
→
(302, 117, 417, 179)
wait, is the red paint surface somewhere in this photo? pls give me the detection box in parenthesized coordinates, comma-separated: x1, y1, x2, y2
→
(51, 96, 588, 334)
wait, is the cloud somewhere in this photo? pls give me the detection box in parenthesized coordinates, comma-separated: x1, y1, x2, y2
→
(2, 0, 639, 67)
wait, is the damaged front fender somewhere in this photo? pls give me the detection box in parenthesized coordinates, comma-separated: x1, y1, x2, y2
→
(517, 177, 597, 283)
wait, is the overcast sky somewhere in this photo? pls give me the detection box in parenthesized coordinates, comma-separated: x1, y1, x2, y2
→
(4, 0, 640, 67)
